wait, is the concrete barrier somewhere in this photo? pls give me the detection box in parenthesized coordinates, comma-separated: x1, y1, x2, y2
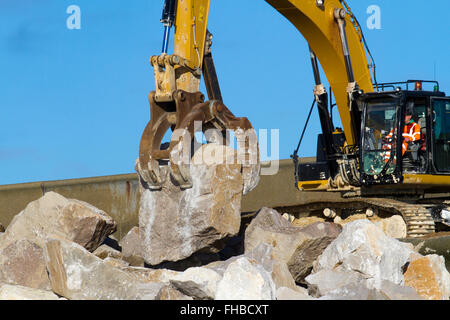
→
(1, 158, 332, 240)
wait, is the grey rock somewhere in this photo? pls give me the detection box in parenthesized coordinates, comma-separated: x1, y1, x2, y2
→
(4, 191, 116, 252)
(118, 226, 145, 267)
(245, 208, 341, 284)
(139, 145, 243, 266)
(43, 239, 164, 300)
(313, 220, 416, 286)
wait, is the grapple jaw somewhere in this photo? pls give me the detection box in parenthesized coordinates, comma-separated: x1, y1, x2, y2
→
(137, 90, 260, 195)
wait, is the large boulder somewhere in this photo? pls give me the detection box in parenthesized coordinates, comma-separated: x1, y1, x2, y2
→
(3, 191, 116, 252)
(404, 254, 450, 300)
(311, 220, 416, 288)
(0, 192, 117, 292)
(138, 144, 244, 266)
(244, 207, 341, 284)
(43, 239, 164, 300)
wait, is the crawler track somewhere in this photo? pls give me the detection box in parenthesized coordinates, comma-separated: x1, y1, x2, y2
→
(275, 197, 435, 238)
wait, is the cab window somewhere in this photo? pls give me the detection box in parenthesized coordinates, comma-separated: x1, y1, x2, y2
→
(432, 99, 450, 172)
(362, 100, 398, 176)
(402, 100, 427, 173)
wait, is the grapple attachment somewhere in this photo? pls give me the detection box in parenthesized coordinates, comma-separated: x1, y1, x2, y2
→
(137, 88, 260, 194)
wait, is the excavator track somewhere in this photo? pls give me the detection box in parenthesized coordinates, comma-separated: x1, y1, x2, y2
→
(275, 197, 436, 238)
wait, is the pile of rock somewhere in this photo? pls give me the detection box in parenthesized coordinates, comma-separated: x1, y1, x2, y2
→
(0, 190, 449, 300)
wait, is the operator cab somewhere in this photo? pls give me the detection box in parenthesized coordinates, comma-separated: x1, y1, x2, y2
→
(360, 80, 450, 186)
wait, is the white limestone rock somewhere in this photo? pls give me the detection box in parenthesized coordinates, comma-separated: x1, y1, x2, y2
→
(312, 220, 416, 287)
(215, 257, 276, 300)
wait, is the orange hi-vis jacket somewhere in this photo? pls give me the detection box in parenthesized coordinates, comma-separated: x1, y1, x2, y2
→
(383, 120, 421, 162)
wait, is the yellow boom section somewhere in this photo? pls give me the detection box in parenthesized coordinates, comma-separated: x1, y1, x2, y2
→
(266, 0, 374, 145)
(171, 0, 374, 145)
(173, 0, 210, 93)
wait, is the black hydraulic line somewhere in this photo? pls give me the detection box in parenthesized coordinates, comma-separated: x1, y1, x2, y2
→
(160, 0, 177, 53)
(202, 31, 223, 102)
(335, 14, 355, 83)
(292, 98, 316, 188)
(293, 99, 316, 156)
(339, 0, 378, 89)
(309, 48, 339, 177)
(309, 46, 322, 86)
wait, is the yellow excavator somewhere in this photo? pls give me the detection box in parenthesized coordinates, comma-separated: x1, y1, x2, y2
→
(137, 0, 450, 238)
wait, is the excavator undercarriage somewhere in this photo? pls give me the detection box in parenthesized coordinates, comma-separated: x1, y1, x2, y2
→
(275, 197, 441, 238)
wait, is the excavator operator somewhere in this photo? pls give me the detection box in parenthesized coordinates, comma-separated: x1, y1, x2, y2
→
(402, 102, 422, 153)
(383, 101, 421, 163)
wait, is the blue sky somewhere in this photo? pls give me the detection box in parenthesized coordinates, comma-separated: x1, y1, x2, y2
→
(0, 0, 449, 185)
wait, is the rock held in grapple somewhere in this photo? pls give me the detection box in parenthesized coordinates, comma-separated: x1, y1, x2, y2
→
(138, 144, 244, 266)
